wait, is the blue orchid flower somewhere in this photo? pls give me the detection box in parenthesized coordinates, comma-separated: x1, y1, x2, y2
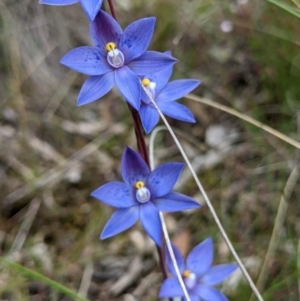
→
(91, 147, 200, 246)
(139, 51, 200, 133)
(39, 0, 103, 21)
(159, 238, 238, 301)
(60, 10, 176, 110)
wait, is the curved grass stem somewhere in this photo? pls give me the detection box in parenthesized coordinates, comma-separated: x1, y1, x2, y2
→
(185, 94, 300, 150)
(143, 85, 265, 301)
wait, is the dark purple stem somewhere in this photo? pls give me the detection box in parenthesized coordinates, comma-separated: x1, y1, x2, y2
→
(107, 0, 118, 20)
(106, 0, 169, 282)
(107, 0, 149, 166)
(126, 104, 150, 166)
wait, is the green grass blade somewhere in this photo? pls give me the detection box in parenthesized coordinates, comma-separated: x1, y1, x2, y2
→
(291, 0, 300, 9)
(0, 257, 91, 301)
(266, 0, 300, 19)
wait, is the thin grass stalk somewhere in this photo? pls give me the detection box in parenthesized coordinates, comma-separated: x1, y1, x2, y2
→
(149, 133, 192, 301)
(143, 85, 265, 301)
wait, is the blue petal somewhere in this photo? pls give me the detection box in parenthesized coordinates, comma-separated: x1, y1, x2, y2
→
(140, 202, 162, 246)
(100, 206, 139, 239)
(115, 66, 141, 110)
(166, 243, 185, 276)
(90, 10, 122, 50)
(164, 50, 172, 56)
(158, 101, 195, 123)
(147, 163, 184, 198)
(77, 72, 114, 106)
(156, 79, 200, 102)
(140, 86, 151, 104)
(91, 181, 137, 208)
(60, 46, 111, 75)
(193, 285, 229, 301)
(154, 192, 200, 212)
(201, 264, 238, 286)
(147, 64, 173, 96)
(128, 51, 177, 75)
(186, 238, 214, 277)
(140, 51, 173, 103)
(184, 294, 199, 301)
(39, 0, 78, 5)
(142, 50, 173, 96)
(139, 103, 159, 134)
(159, 278, 183, 298)
(120, 17, 156, 63)
(121, 147, 150, 186)
(80, 0, 102, 21)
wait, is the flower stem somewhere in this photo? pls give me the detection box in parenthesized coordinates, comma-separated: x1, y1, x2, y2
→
(127, 104, 150, 167)
(106, 0, 168, 287)
(106, 0, 149, 166)
(107, 0, 118, 20)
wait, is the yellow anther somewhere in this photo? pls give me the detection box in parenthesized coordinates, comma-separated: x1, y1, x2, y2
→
(142, 78, 151, 87)
(135, 181, 145, 189)
(183, 270, 191, 278)
(105, 42, 116, 52)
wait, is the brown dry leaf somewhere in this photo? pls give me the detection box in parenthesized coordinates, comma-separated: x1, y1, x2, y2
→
(172, 228, 191, 257)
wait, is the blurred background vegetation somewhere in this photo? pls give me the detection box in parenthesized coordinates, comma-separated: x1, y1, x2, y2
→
(0, 0, 300, 300)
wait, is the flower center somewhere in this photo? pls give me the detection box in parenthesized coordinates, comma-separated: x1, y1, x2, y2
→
(182, 270, 197, 289)
(105, 42, 124, 68)
(142, 78, 156, 100)
(135, 181, 151, 203)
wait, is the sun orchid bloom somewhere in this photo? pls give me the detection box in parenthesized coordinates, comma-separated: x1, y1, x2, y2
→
(140, 51, 200, 133)
(39, 0, 103, 21)
(91, 147, 200, 246)
(60, 10, 176, 109)
(160, 238, 238, 301)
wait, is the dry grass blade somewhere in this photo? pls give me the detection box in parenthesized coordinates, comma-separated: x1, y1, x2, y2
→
(28, 135, 65, 163)
(132, 272, 160, 297)
(3, 123, 124, 206)
(109, 257, 143, 296)
(10, 198, 41, 254)
(252, 163, 300, 298)
(6, 156, 35, 182)
(43, 71, 79, 121)
(185, 94, 300, 150)
(78, 262, 93, 298)
(298, 239, 300, 298)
